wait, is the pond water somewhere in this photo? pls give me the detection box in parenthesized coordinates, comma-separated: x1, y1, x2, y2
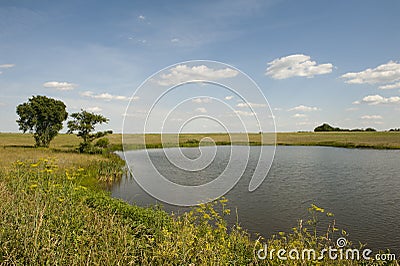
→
(111, 146, 400, 253)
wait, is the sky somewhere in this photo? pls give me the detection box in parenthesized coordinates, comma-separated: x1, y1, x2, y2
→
(1, 0, 400, 133)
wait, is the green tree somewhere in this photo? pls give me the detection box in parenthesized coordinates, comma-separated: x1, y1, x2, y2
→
(67, 109, 112, 153)
(16, 95, 68, 147)
(314, 123, 343, 132)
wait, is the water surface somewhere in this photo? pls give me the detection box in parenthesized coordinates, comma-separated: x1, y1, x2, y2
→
(112, 146, 400, 253)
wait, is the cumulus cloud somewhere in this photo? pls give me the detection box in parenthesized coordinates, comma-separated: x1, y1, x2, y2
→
(379, 82, 400, 90)
(361, 115, 383, 120)
(341, 61, 400, 88)
(86, 106, 102, 112)
(296, 121, 316, 126)
(155, 64, 238, 86)
(192, 98, 212, 104)
(195, 107, 207, 113)
(0, 64, 15, 68)
(266, 54, 333, 79)
(138, 15, 145, 20)
(236, 102, 266, 108)
(0, 64, 15, 74)
(43, 81, 77, 91)
(292, 113, 307, 118)
(361, 94, 400, 105)
(80, 91, 139, 101)
(225, 95, 234, 100)
(234, 110, 255, 116)
(288, 105, 319, 112)
(171, 38, 180, 43)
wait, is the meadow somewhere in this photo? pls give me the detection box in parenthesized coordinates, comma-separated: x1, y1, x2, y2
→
(0, 132, 399, 265)
(2, 131, 399, 153)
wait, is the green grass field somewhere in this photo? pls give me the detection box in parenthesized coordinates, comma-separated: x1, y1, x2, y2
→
(1, 131, 399, 172)
(2, 131, 399, 150)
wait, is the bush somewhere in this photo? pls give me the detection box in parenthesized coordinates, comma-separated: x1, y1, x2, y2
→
(95, 138, 110, 148)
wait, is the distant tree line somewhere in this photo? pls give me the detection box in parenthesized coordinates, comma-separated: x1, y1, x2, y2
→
(16, 95, 112, 153)
(314, 123, 377, 132)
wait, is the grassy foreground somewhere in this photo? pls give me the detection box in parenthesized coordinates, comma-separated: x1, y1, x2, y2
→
(0, 133, 399, 264)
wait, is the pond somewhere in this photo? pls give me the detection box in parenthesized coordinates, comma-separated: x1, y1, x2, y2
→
(112, 146, 400, 254)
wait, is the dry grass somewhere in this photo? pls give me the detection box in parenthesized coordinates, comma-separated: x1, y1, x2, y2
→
(0, 133, 124, 174)
(2, 131, 400, 162)
(277, 131, 400, 149)
(122, 132, 400, 149)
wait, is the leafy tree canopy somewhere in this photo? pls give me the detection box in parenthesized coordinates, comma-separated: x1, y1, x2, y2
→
(16, 95, 68, 147)
(314, 123, 376, 132)
(67, 109, 112, 153)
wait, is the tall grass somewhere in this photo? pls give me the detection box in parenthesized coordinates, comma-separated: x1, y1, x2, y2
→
(1, 158, 397, 264)
(1, 132, 399, 264)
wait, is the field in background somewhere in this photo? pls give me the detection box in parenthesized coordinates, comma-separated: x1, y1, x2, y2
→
(2, 131, 399, 170)
(1, 131, 400, 153)
(277, 131, 400, 149)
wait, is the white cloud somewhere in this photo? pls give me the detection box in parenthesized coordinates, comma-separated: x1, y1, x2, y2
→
(225, 95, 234, 100)
(155, 64, 238, 86)
(192, 98, 212, 104)
(171, 38, 180, 43)
(86, 106, 102, 112)
(379, 82, 400, 90)
(361, 94, 400, 105)
(122, 109, 147, 118)
(234, 110, 255, 116)
(296, 121, 316, 126)
(0, 64, 15, 68)
(170, 118, 184, 122)
(195, 107, 207, 113)
(361, 115, 383, 120)
(138, 15, 145, 20)
(80, 91, 93, 97)
(0, 64, 15, 74)
(288, 105, 319, 112)
(43, 81, 77, 91)
(352, 100, 361, 105)
(266, 54, 333, 79)
(341, 61, 400, 85)
(292, 113, 307, 118)
(80, 91, 139, 101)
(236, 102, 266, 108)
(274, 107, 282, 111)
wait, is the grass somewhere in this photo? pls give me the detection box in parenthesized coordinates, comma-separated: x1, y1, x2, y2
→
(2, 131, 400, 152)
(0, 159, 384, 265)
(0, 132, 399, 264)
(124, 131, 400, 150)
(277, 131, 400, 149)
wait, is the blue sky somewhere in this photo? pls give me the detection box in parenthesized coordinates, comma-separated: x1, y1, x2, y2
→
(1, 0, 400, 132)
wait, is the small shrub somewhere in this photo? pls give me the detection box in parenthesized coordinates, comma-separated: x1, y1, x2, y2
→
(95, 137, 110, 148)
